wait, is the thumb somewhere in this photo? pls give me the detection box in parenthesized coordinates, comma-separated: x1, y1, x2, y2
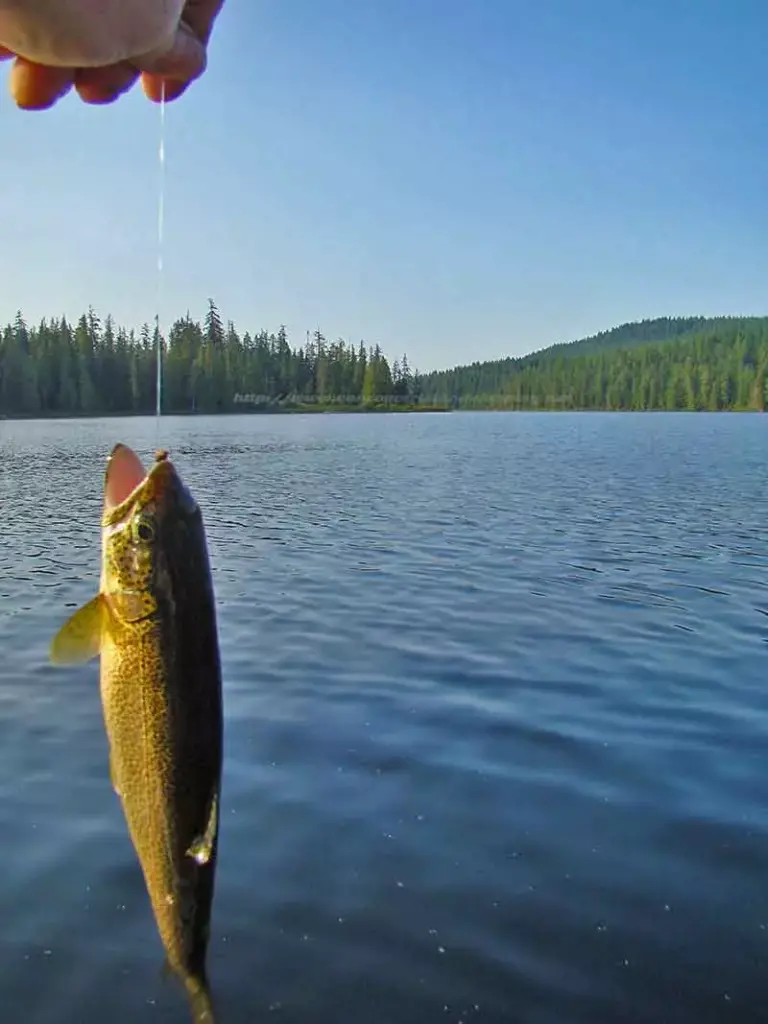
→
(132, 20, 205, 81)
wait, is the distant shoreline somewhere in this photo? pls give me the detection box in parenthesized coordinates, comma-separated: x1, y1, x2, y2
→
(0, 404, 451, 420)
(0, 406, 761, 421)
(4, 311, 766, 420)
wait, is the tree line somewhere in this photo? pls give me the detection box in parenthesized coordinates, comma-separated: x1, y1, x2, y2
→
(418, 316, 768, 411)
(4, 308, 768, 417)
(0, 300, 425, 417)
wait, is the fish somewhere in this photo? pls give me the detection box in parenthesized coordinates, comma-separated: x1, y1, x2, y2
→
(50, 443, 223, 1023)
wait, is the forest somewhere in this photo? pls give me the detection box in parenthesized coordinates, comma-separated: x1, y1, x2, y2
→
(0, 300, 426, 417)
(418, 316, 768, 411)
(2, 308, 768, 417)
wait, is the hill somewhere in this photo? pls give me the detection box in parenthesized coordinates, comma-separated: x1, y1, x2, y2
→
(418, 316, 768, 411)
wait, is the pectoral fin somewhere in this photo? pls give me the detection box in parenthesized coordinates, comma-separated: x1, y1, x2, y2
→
(49, 594, 107, 666)
(186, 791, 219, 866)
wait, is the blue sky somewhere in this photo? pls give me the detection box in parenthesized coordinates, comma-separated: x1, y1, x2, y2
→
(2, 0, 767, 372)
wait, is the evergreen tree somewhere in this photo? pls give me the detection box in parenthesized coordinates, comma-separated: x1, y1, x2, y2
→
(0, 303, 422, 416)
(4, 306, 764, 418)
(419, 315, 768, 412)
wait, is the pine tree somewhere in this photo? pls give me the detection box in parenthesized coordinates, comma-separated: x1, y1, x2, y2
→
(3, 306, 765, 418)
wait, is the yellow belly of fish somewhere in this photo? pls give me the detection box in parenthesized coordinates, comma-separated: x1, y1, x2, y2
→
(99, 629, 194, 973)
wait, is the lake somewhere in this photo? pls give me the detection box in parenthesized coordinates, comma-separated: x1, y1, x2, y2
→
(1, 411, 766, 1024)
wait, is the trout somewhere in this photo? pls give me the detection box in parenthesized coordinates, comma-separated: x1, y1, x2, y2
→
(50, 443, 223, 1023)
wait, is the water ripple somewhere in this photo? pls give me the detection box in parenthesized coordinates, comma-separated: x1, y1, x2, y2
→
(1, 412, 767, 1023)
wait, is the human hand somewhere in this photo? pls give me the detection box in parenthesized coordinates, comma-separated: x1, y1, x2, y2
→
(0, 0, 225, 109)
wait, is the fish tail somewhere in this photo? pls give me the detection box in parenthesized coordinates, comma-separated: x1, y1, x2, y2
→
(185, 974, 216, 1024)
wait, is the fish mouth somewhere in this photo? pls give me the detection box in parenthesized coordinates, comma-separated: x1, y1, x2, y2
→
(101, 444, 194, 527)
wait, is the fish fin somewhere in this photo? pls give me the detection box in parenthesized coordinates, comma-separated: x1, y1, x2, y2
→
(161, 962, 216, 1023)
(186, 976, 216, 1024)
(186, 790, 219, 866)
(49, 594, 107, 666)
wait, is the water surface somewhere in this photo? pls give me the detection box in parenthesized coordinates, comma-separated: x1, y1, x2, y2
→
(1, 411, 766, 1023)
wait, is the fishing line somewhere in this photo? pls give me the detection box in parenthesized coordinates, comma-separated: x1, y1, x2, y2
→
(151, 75, 177, 890)
(154, 80, 167, 446)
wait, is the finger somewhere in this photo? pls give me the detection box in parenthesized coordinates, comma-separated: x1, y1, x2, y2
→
(134, 21, 205, 81)
(182, 0, 226, 45)
(133, 1, 223, 103)
(140, 73, 190, 104)
(75, 63, 139, 104)
(8, 58, 73, 109)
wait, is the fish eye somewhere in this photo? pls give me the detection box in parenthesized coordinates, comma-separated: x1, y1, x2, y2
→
(134, 517, 155, 543)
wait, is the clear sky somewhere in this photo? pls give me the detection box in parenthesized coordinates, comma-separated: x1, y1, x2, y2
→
(2, 0, 767, 372)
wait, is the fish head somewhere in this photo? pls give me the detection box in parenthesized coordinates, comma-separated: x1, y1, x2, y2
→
(100, 444, 198, 625)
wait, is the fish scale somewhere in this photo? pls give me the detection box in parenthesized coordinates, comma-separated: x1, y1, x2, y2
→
(51, 443, 223, 1023)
